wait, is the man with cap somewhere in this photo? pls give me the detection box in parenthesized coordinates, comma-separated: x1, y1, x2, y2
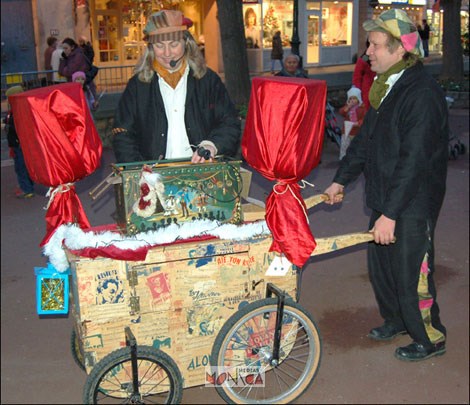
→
(112, 9, 240, 164)
(324, 9, 448, 362)
(4, 85, 35, 198)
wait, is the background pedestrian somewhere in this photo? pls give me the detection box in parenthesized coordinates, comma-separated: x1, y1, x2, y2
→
(352, 40, 375, 111)
(271, 30, 283, 74)
(44, 36, 58, 84)
(275, 53, 308, 78)
(4, 85, 34, 199)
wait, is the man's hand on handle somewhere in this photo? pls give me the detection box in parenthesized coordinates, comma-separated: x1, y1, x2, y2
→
(324, 182, 396, 245)
(370, 215, 396, 245)
(324, 182, 345, 205)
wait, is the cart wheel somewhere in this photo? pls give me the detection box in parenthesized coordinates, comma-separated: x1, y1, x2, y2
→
(211, 298, 322, 404)
(83, 346, 183, 404)
(71, 329, 86, 371)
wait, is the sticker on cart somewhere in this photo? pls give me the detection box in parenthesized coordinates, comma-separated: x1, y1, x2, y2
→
(265, 256, 292, 276)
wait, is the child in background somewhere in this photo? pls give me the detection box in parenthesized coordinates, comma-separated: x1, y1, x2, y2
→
(4, 85, 35, 198)
(339, 86, 366, 160)
(72, 71, 98, 112)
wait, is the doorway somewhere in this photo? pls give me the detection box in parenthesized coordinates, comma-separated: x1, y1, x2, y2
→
(1, 0, 37, 74)
(305, 11, 321, 65)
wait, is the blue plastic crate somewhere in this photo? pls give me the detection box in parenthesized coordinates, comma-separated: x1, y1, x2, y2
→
(35, 263, 70, 315)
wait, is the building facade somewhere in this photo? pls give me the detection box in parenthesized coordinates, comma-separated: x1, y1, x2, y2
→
(1, 0, 468, 76)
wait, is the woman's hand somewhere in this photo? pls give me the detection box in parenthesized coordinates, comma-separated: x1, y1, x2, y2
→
(191, 144, 216, 164)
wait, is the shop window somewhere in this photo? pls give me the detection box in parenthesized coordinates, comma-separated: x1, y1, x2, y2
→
(321, 1, 352, 47)
(121, 1, 147, 62)
(97, 14, 120, 62)
(260, 1, 293, 48)
(243, 4, 262, 48)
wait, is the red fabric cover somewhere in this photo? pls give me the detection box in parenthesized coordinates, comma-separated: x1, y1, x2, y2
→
(9, 83, 102, 246)
(241, 76, 327, 267)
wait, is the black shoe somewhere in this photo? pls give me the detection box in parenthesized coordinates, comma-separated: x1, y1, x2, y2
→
(367, 323, 407, 341)
(395, 341, 446, 362)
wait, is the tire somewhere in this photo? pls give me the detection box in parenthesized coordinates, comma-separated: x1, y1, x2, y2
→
(83, 346, 183, 404)
(70, 328, 86, 372)
(211, 298, 322, 404)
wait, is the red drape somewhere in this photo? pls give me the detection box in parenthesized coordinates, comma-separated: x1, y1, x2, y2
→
(10, 83, 102, 246)
(241, 77, 327, 267)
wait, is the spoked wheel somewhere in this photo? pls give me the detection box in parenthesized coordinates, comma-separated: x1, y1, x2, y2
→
(211, 298, 322, 404)
(83, 346, 183, 404)
(71, 328, 86, 371)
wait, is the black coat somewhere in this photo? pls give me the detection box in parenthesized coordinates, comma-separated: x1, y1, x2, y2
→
(334, 62, 448, 221)
(271, 35, 283, 60)
(5, 112, 19, 148)
(112, 68, 241, 163)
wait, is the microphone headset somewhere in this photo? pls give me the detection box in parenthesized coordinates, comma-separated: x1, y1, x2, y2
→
(169, 53, 185, 68)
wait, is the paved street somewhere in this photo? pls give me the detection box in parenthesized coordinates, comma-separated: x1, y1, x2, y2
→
(1, 107, 468, 404)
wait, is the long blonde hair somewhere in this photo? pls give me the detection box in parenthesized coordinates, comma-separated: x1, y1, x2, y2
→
(135, 31, 207, 83)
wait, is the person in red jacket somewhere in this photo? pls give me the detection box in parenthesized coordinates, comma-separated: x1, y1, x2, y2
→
(352, 41, 375, 111)
(338, 86, 366, 159)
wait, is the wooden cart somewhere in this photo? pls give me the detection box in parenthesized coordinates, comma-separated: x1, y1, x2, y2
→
(67, 190, 372, 404)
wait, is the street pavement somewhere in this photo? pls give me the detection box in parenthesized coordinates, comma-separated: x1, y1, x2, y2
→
(1, 107, 468, 403)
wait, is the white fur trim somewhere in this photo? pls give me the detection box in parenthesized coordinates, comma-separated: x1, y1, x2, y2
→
(43, 220, 271, 273)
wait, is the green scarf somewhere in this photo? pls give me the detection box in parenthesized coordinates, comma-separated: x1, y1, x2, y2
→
(369, 59, 414, 109)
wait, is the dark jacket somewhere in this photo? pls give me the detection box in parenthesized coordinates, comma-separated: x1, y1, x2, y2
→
(420, 23, 430, 41)
(5, 112, 19, 148)
(271, 34, 283, 60)
(334, 62, 448, 221)
(58, 47, 88, 81)
(81, 43, 95, 64)
(275, 68, 308, 79)
(112, 68, 241, 163)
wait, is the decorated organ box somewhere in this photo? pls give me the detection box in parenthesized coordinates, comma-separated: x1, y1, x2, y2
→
(112, 158, 247, 234)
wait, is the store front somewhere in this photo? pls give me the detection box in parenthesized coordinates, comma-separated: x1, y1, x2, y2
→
(243, 0, 359, 70)
(372, 0, 469, 56)
(372, 1, 435, 51)
(86, 0, 360, 73)
(89, 0, 204, 67)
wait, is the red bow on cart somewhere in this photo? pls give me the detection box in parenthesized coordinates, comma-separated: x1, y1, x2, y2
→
(10, 83, 102, 246)
(242, 76, 327, 267)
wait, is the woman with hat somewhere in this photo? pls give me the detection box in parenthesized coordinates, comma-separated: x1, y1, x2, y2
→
(112, 10, 240, 164)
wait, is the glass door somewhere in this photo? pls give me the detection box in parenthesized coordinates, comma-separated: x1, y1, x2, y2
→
(305, 11, 321, 65)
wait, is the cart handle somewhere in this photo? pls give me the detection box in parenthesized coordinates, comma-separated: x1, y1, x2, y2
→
(311, 231, 374, 256)
(242, 193, 335, 222)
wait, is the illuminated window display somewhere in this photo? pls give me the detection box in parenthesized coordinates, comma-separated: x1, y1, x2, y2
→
(321, 1, 352, 47)
(260, 1, 294, 48)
